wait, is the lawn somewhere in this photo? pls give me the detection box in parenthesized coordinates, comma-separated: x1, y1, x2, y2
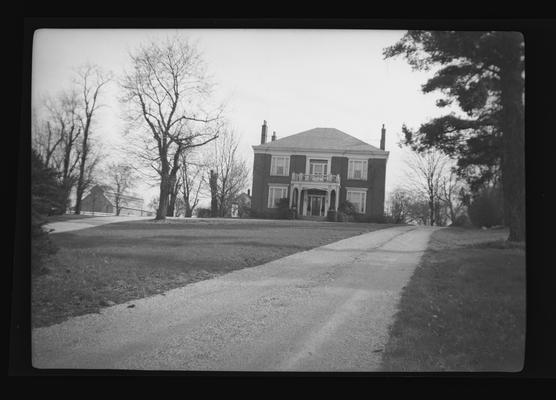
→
(45, 214, 97, 223)
(32, 218, 395, 328)
(380, 227, 526, 372)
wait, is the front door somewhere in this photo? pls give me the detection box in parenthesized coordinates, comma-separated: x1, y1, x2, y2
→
(309, 195, 325, 216)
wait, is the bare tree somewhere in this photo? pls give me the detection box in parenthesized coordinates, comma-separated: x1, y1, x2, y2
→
(178, 151, 206, 217)
(73, 64, 112, 214)
(404, 149, 451, 226)
(438, 168, 467, 225)
(40, 90, 83, 211)
(388, 187, 412, 224)
(120, 35, 223, 220)
(206, 129, 250, 217)
(32, 107, 64, 169)
(106, 162, 136, 216)
(406, 196, 431, 225)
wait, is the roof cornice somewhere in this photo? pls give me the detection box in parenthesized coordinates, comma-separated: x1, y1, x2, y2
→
(252, 146, 389, 159)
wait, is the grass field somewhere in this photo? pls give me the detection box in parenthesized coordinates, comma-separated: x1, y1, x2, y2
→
(45, 214, 97, 223)
(380, 227, 526, 372)
(32, 218, 395, 328)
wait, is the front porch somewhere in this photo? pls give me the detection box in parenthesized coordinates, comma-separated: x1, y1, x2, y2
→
(289, 173, 340, 217)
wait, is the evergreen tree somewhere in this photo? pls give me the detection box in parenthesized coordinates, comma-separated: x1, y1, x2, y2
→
(384, 31, 524, 241)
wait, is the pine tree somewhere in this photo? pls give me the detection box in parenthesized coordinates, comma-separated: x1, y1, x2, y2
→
(384, 31, 524, 241)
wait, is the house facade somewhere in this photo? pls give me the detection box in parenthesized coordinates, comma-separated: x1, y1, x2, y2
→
(251, 121, 389, 219)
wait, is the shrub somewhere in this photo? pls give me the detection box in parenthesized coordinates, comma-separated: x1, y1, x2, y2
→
(337, 211, 347, 222)
(467, 188, 504, 228)
(31, 150, 63, 273)
(327, 210, 337, 222)
(338, 200, 357, 216)
(31, 211, 58, 274)
(239, 206, 251, 218)
(451, 213, 471, 227)
(337, 201, 358, 222)
(277, 198, 290, 219)
(196, 208, 212, 218)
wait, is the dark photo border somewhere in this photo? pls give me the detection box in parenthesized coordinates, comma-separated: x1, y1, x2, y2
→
(10, 17, 555, 382)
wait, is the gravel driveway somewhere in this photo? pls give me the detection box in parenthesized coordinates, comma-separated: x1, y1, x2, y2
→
(32, 225, 439, 371)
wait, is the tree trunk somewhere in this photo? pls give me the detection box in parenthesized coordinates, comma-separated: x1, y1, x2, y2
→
(167, 190, 176, 217)
(429, 199, 435, 226)
(209, 170, 218, 218)
(499, 34, 525, 242)
(156, 167, 170, 220)
(74, 131, 89, 215)
(167, 174, 180, 217)
(219, 194, 226, 217)
(157, 185, 169, 220)
(184, 203, 192, 218)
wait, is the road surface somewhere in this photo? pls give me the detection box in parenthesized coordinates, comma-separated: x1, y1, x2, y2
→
(32, 225, 439, 371)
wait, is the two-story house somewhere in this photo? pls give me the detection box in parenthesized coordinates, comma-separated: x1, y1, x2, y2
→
(251, 121, 389, 219)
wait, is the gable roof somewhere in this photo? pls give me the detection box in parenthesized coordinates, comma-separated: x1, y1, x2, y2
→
(88, 185, 144, 207)
(252, 127, 387, 155)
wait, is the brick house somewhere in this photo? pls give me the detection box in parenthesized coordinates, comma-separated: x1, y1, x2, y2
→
(251, 121, 389, 219)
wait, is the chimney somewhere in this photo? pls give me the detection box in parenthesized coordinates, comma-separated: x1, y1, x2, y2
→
(380, 124, 386, 150)
(260, 120, 268, 144)
(271, 131, 277, 142)
(247, 189, 251, 197)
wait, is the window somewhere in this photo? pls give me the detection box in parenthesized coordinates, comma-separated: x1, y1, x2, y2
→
(270, 156, 290, 176)
(268, 186, 288, 208)
(348, 159, 368, 180)
(346, 190, 366, 214)
(309, 160, 328, 175)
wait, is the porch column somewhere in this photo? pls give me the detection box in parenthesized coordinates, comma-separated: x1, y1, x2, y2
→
(326, 189, 331, 213)
(289, 185, 294, 208)
(303, 191, 308, 216)
(335, 187, 339, 211)
(297, 187, 302, 213)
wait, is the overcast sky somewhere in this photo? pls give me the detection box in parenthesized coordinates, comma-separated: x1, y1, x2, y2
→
(32, 29, 449, 207)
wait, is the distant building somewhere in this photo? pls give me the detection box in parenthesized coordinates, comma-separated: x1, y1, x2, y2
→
(231, 190, 251, 217)
(251, 121, 389, 219)
(79, 185, 153, 216)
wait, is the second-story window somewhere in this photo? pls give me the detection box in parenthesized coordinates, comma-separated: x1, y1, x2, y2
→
(270, 156, 290, 176)
(309, 160, 328, 176)
(348, 159, 368, 180)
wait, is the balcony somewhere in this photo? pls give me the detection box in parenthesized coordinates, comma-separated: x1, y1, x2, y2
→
(291, 173, 340, 184)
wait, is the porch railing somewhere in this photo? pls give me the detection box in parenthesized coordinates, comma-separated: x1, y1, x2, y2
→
(291, 173, 340, 184)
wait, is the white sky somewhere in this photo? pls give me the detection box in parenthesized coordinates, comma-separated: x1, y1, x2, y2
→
(32, 29, 448, 207)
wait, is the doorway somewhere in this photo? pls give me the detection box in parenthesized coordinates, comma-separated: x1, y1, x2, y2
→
(308, 195, 326, 217)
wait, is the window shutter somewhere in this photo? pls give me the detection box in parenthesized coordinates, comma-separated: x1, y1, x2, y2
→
(363, 160, 368, 180)
(348, 161, 353, 179)
(363, 192, 367, 213)
(285, 157, 290, 176)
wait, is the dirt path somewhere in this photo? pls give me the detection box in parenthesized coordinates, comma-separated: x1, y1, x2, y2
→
(32, 225, 440, 371)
